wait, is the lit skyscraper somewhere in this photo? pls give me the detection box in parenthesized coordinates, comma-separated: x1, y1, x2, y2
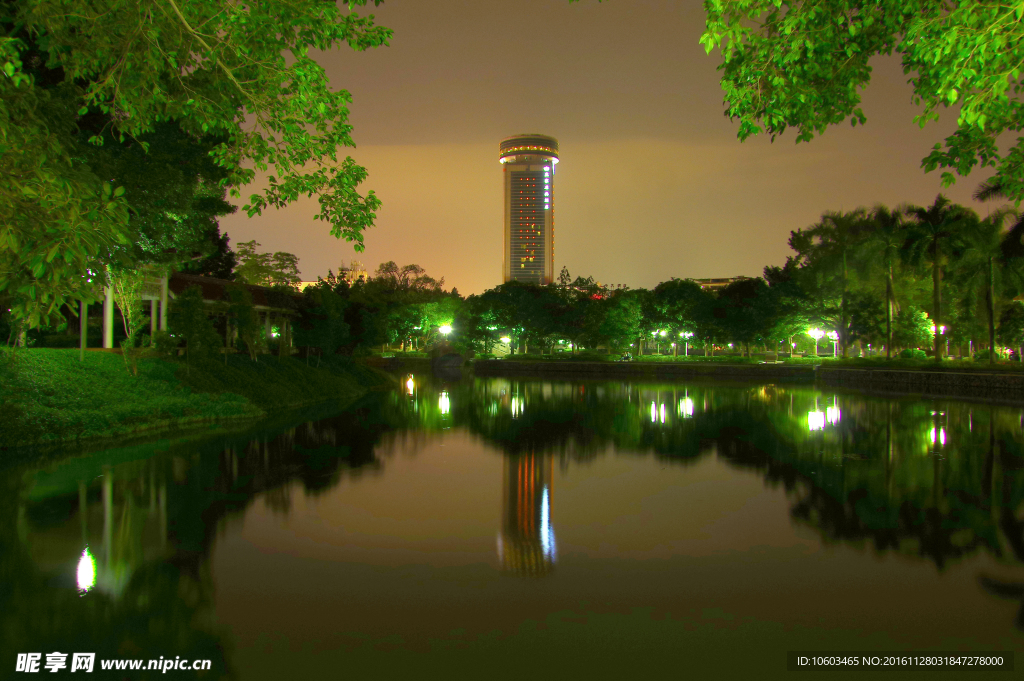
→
(499, 134, 558, 284)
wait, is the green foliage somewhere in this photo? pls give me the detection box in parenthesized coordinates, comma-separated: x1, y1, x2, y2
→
(2, 1, 389, 339)
(0, 348, 379, 447)
(151, 330, 179, 357)
(78, 120, 237, 268)
(224, 284, 263, 361)
(0, 349, 257, 447)
(998, 301, 1024, 349)
(899, 348, 928, 360)
(9, 0, 389, 246)
(892, 306, 933, 351)
(652, 278, 714, 342)
(179, 227, 237, 280)
(700, 1, 1024, 199)
(109, 267, 145, 338)
(234, 240, 302, 289)
(598, 292, 645, 351)
(167, 285, 221, 369)
(294, 283, 350, 364)
(0, 39, 130, 332)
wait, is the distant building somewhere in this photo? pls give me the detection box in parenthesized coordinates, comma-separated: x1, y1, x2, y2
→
(339, 260, 368, 285)
(691, 276, 751, 292)
(500, 134, 558, 285)
(298, 260, 368, 291)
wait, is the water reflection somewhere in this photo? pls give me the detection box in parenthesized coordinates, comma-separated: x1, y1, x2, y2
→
(499, 453, 556, 576)
(4, 375, 1024, 677)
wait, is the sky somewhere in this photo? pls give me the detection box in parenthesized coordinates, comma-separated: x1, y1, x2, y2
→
(218, 0, 992, 296)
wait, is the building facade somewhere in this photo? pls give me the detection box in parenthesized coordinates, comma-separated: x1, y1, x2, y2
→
(691, 276, 751, 292)
(500, 134, 558, 284)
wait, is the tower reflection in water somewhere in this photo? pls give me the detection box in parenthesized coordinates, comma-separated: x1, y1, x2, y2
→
(498, 453, 556, 576)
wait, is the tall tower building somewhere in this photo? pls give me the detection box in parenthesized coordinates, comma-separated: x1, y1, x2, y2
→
(500, 134, 558, 284)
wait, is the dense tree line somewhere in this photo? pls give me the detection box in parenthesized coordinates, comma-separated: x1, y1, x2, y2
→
(452, 192, 1024, 363)
(12, 189, 1024, 366)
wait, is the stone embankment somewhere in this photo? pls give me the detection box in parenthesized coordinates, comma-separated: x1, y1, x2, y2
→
(471, 360, 1024, 402)
(815, 367, 1024, 401)
(472, 360, 816, 381)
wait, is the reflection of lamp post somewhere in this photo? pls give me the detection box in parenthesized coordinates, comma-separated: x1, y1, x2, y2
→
(807, 328, 824, 356)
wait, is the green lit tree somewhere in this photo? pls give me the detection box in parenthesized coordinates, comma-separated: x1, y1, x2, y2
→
(700, 1, 1024, 201)
(234, 241, 302, 290)
(1, 0, 389, 332)
(167, 285, 220, 373)
(904, 195, 977, 360)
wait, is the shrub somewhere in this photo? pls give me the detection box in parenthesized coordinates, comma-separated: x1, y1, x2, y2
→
(899, 348, 928, 360)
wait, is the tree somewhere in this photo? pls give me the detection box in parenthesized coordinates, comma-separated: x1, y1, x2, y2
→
(1, 0, 389, 329)
(179, 227, 237, 280)
(78, 120, 238, 269)
(950, 209, 1021, 363)
(557, 266, 572, 287)
(224, 284, 263, 361)
(233, 241, 302, 290)
(998, 301, 1024, 360)
(864, 204, 910, 359)
(891, 305, 933, 353)
(762, 260, 813, 348)
(371, 262, 444, 294)
(596, 290, 645, 353)
(904, 195, 977, 360)
(294, 283, 349, 365)
(700, 1, 1024, 200)
(788, 209, 870, 357)
(652, 278, 712, 338)
(167, 285, 220, 373)
(550, 277, 601, 355)
(714, 278, 776, 356)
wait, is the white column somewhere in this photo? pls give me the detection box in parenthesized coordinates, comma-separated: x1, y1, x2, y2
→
(103, 286, 114, 349)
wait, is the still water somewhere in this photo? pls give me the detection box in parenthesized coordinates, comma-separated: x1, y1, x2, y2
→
(4, 373, 1024, 679)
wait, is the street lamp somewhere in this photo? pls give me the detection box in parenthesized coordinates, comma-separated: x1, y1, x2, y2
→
(439, 324, 452, 337)
(679, 331, 694, 358)
(807, 328, 824, 356)
(931, 324, 948, 358)
(826, 330, 838, 358)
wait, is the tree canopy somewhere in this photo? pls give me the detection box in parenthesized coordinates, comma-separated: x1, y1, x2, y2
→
(1, 0, 389, 330)
(701, 1, 1024, 199)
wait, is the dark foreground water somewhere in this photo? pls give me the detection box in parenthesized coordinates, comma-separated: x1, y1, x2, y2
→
(4, 373, 1024, 679)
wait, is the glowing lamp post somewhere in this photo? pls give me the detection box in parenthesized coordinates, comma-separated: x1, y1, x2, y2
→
(439, 324, 452, 338)
(807, 328, 824, 356)
(931, 325, 947, 358)
(679, 331, 693, 359)
(826, 330, 839, 358)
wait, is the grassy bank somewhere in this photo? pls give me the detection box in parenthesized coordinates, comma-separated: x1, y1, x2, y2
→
(0, 349, 392, 449)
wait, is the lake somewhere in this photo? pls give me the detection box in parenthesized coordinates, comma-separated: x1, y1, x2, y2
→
(4, 372, 1023, 679)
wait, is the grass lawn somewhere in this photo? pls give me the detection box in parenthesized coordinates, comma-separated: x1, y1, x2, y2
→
(0, 349, 390, 449)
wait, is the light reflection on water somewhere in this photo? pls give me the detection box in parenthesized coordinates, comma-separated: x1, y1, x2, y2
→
(4, 375, 1024, 678)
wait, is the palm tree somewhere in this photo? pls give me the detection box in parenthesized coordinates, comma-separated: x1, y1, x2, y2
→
(969, 178, 1024, 360)
(951, 210, 1018, 363)
(789, 208, 870, 357)
(904, 195, 977, 361)
(865, 204, 909, 359)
